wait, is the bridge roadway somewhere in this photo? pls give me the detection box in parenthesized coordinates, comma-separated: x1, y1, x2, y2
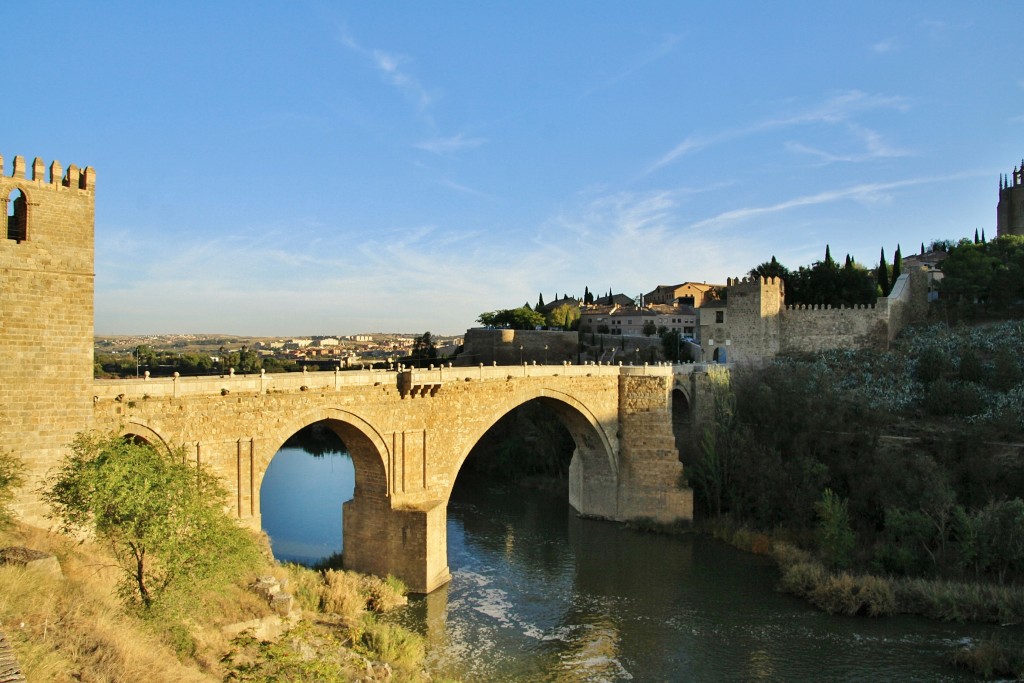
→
(92, 362, 706, 593)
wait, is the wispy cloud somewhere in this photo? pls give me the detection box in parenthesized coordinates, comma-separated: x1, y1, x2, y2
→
(647, 90, 911, 174)
(690, 173, 976, 231)
(415, 133, 487, 154)
(584, 32, 685, 96)
(437, 177, 491, 198)
(338, 28, 434, 110)
(871, 38, 898, 54)
(786, 123, 912, 163)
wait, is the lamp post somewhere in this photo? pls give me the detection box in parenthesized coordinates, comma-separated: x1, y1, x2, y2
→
(544, 344, 548, 365)
(519, 344, 524, 364)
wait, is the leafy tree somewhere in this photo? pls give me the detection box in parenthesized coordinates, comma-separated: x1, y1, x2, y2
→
(938, 235, 1024, 309)
(0, 450, 25, 529)
(408, 332, 438, 365)
(785, 251, 876, 307)
(477, 306, 545, 330)
(748, 255, 791, 282)
(546, 303, 580, 330)
(44, 432, 261, 610)
(989, 349, 1023, 392)
(816, 488, 856, 570)
(642, 320, 658, 337)
(690, 366, 738, 517)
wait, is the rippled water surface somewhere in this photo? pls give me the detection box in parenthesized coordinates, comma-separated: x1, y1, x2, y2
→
(262, 447, 1016, 681)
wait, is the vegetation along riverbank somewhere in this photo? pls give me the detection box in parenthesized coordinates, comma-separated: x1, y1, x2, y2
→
(683, 319, 1024, 677)
(0, 437, 451, 683)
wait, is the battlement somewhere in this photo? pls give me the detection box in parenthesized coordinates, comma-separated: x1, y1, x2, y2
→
(725, 275, 782, 288)
(1, 154, 94, 192)
(1000, 159, 1024, 190)
(784, 303, 877, 311)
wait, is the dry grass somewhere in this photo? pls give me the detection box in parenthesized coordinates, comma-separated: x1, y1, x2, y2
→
(0, 523, 223, 682)
(1, 522, 433, 682)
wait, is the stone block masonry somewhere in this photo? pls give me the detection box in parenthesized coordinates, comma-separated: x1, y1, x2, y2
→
(1, 155, 95, 522)
(1, 150, 697, 594)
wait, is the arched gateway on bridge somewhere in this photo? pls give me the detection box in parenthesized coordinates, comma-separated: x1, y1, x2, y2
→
(1, 151, 695, 594)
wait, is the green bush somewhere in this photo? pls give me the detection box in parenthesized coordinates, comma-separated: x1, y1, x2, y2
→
(0, 449, 25, 529)
(43, 432, 262, 611)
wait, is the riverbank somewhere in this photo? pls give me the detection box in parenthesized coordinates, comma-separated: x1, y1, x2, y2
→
(700, 517, 1024, 678)
(0, 522, 449, 682)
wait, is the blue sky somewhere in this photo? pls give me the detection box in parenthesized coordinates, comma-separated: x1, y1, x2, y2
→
(6, 2, 1021, 335)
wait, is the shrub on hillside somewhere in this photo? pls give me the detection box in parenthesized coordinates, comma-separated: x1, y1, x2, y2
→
(0, 449, 25, 529)
(43, 432, 262, 612)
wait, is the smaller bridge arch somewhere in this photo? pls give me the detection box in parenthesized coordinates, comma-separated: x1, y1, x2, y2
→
(119, 421, 171, 452)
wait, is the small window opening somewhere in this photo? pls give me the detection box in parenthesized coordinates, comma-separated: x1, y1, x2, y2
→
(6, 189, 26, 242)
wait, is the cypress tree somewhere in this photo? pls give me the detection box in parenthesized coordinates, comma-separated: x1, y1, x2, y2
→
(844, 253, 853, 269)
(891, 244, 902, 284)
(981, 229, 987, 244)
(920, 242, 925, 255)
(824, 244, 836, 268)
(974, 228, 980, 244)
(537, 292, 545, 310)
(876, 247, 890, 296)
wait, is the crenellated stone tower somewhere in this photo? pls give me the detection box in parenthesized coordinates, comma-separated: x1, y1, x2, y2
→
(998, 160, 1024, 237)
(1, 154, 96, 521)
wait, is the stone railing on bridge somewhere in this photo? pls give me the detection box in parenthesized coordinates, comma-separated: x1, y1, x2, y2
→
(92, 361, 723, 402)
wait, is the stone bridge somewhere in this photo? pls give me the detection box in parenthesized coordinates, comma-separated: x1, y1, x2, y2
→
(91, 362, 706, 592)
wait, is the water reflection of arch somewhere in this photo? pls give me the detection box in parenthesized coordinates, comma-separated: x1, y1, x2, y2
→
(449, 389, 618, 502)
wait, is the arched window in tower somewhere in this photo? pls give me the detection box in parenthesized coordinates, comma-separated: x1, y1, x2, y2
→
(6, 188, 27, 242)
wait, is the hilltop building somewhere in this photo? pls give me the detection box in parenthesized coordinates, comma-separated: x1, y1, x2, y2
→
(998, 160, 1024, 237)
(579, 303, 697, 337)
(644, 282, 722, 307)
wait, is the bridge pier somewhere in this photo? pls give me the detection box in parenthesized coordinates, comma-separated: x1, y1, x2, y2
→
(342, 495, 451, 594)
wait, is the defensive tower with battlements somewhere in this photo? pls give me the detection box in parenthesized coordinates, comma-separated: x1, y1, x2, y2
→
(998, 160, 1024, 237)
(1, 154, 96, 520)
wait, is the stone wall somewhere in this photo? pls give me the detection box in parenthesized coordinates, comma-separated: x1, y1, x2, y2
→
(457, 328, 579, 366)
(1, 155, 95, 522)
(708, 268, 930, 363)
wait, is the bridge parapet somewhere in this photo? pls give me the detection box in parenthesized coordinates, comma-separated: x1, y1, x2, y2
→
(93, 362, 711, 403)
(93, 367, 395, 401)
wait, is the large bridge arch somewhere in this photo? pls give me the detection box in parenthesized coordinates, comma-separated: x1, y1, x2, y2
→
(257, 407, 392, 507)
(446, 388, 620, 520)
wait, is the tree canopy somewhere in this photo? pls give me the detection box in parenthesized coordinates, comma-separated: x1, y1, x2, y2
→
(44, 432, 261, 611)
(546, 303, 580, 330)
(750, 247, 878, 307)
(477, 306, 546, 330)
(408, 331, 438, 365)
(939, 234, 1024, 309)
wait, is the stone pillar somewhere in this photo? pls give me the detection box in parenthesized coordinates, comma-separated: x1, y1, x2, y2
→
(568, 448, 619, 519)
(343, 495, 451, 594)
(614, 374, 693, 523)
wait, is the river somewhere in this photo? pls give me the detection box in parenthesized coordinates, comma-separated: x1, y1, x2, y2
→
(261, 445, 1012, 681)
